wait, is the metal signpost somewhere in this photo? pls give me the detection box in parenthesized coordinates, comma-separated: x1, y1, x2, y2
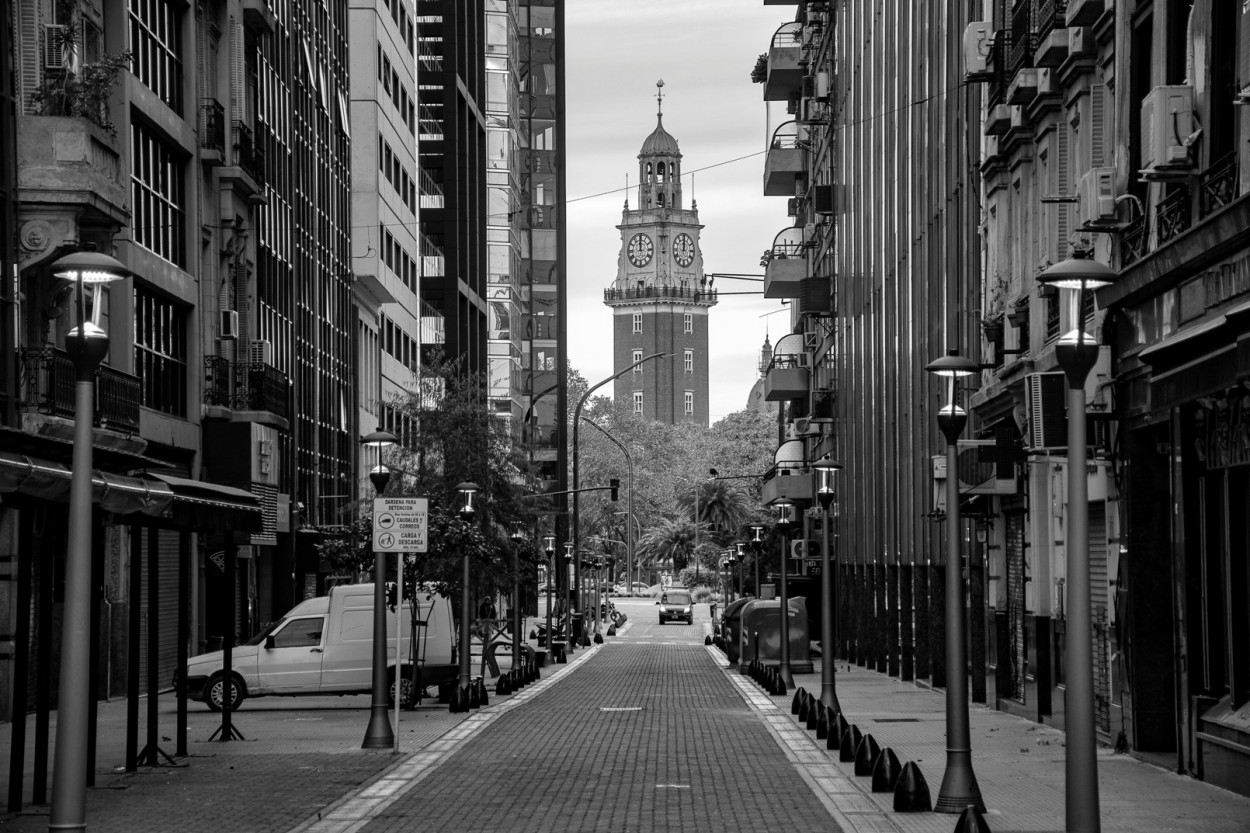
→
(372, 497, 428, 750)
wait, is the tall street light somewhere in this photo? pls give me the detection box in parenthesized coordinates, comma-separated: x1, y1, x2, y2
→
(454, 482, 479, 711)
(774, 498, 796, 687)
(48, 249, 130, 832)
(581, 417, 634, 598)
(749, 524, 765, 597)
(542, 534, 555, 657)
(572, 352, 665, 639)
(734, 541, 747, 600)
(360, 430, 398, 749)
(509, 527, 525, 675)
(722, 551, 736, 603)
(562, 541, 574, 647)
(1039, 248, 1117, 833)
(924, 348, 986, 814)
(813, 455, 843, 714)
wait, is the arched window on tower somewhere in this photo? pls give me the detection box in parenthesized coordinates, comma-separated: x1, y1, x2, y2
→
(669, 162, 675, 178)
(657, 164, 665, 183)
(646, 162, 653, 178)
(658, 192, 665, 207)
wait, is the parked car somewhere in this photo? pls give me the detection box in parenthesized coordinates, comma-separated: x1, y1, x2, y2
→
(658, 588, 693, 624)
(179, 584, 457, 711)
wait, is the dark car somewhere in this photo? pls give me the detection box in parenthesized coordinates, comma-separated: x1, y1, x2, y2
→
(658, 589, 693, 624)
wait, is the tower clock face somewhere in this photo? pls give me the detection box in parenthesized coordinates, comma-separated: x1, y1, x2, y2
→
(627, 233, 654, 267)
(673, 233, 695, 267)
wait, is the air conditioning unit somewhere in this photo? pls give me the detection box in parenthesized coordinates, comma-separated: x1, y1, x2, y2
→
(249, 338, 273, 365)
(1140, 85, 1196, 176)
(932, 441, 1018, 495)
(1077, 167, 1118, 228)
(1026, 371, 1068, 450)
(43, 24, 68, 71)
(801, 75, 815, 99)
(815, 71, 830, 100)
(792, 417, 818, 436)
(219, 309, 239, 340)
(790, 539, 811, 559)
(963, 21, 994, 81)
(787, 197, 799, 217)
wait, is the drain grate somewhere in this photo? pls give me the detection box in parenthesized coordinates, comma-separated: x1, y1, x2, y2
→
(873, 717, 921, 722)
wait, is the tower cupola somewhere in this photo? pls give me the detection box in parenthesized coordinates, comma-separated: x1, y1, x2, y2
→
(638, 80, 683, 211)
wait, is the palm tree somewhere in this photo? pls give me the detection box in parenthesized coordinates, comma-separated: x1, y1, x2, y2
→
(678, 479, 753, 546)
(635, 517, 699, 575)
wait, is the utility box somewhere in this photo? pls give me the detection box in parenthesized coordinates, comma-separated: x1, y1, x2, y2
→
(738, 597, 812, 673)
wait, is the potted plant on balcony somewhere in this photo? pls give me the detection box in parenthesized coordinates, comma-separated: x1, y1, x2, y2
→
(30, 2, 131, 136)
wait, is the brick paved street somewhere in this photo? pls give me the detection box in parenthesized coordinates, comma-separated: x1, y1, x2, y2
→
(3, 600, 1249, 833)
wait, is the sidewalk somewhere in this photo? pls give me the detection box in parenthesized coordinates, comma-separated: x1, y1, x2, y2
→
(2, 604, 1247, 832)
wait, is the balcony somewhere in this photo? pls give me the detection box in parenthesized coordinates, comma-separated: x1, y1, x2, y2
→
(985, 103, 1012, 135)
(1007, 68, 1038, 104)
(762, 22, 804, 101)
(762, 439, 813, 504)
(199, 98, 225, 165)
(1156, 187, 1192, 247)
(603, 284, 717, 306)
(232, 121, 264, 185)
(764, 334, 810, 402)
(16, 116, 129, 231)
(20, 348, 141, 434)
(1007, 0, 1035, 77)
(1033, 0, 1069, 66)
(764, 121, 807, 197)
(203, 356, 291, 420)
(1065, 0, 1106, 26)
(1199, 152, 1239, 220)
(763, 226, 806, 298)
(242, 0, 277, 35)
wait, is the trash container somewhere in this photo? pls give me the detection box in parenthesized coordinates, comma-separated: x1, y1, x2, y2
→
(721, 598, 749, 665)
(738, 596, 812, 673)
(571, 612, 584, 643)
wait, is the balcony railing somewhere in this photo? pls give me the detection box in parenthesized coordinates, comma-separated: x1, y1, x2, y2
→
(232, 120, 264, 184)
(1120, 214, 1148, 267)
(1007, 1, 1034, 76)
(603, 285, 717, 304)
(1199, 152, 1239, 219)
(19, 348, 141, 433)
(986, 37, 1009, 109)
(1035, 0, 1067, 47)
(1156, 187, 1192, 247)
(203, 356, 290, 419)
(200, 98, 225, 151)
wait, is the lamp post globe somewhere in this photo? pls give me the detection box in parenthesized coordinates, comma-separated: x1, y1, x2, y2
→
(47, 249, 129, 832)
(812, 455, 843, 713)
(924, 352, 985, 814)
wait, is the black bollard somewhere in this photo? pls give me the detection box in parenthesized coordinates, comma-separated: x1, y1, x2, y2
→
(705, 634, 712, 645)
(871, 747, 903, 793)
(854, 733, 881, 776)
(594, 632, 604, 644)
(607, 623, 617, 636)
(952, 805, 993, 833)
(807, 702, 823, 732)
(893, 761, 933, 813)
(829, 713, 850, 750)
(816, 705, 830, 739)
(448, 685, 463, 713)
(773, 671, 787, 697)
(495, 674, 510, 696)
(468, 681, 481, 709)
(531, 662, 540, 681)
(839, 724, 863, 762)
(792, 688, 805, 716)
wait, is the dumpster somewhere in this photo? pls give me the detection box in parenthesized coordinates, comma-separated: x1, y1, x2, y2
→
(738, 596, 812, 673)
(571, 612, 585, 644)
(721, 598, 750, 664)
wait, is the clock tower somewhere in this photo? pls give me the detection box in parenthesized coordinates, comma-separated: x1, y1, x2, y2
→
(604, 81, 717, 425)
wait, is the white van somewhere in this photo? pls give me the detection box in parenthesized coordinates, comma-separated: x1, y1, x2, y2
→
(181, 583, 457, 711)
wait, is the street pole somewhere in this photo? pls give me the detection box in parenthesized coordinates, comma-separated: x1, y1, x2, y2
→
(543, 535, 555, 657)
(1039, 249, 1117, 833)
(454, 483, 479, 711)
(925, 350, 985, 814)
(814, 457, 843, 713)
(750, 525, 764, 597)
(580, 417, 634, 602)
(48, 251, 128, 832)
(360, 430, 397, 749)
(775, 500, 795, 687)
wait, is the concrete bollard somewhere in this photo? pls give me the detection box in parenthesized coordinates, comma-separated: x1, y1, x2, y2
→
(871, 747, 902, 793)
(854, 733, 881, 776)
(893, 761, 933, 812)
(952, 805, 993, 833)
(839, 724, 863, 763)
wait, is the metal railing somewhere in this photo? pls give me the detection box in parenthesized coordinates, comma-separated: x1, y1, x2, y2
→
(232, 120, 264, 184)
(203, 356, 290, 418)
(1007, 0, 1035, 76)
(1199, 152, 1239, 219)
(200, 99, 225, 151)
(1155, 187, 1192, 246)
(19, 348, 141, 433)
(1035, 0, 1067, 47)
(603, 285, 717, 304)
(986, 36, 1009, 109)
(1120, 214, 1148, 267)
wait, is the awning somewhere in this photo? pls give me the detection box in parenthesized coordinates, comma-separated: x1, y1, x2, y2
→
(145, 472, 264, 533)
(1139, 315, 1228, 364)
(0, 451, 175, 516)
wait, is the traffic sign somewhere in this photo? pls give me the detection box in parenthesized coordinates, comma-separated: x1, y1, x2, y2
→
(372, 497, 429, 553)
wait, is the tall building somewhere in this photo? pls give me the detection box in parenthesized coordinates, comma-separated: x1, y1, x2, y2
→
(604, 83, 716, 425)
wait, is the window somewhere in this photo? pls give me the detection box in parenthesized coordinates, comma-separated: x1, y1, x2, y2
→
(133, 286, 187, 417)
(683, 313, 692, 333)
(633, 350, 643, 372)
(684, 350, 693, 373)
(131, 122, 186, 266)
(632, 313, 642, 334)
(128, 0, 183, 113)
(273, 617, 324, 649)
(684, 391, 694, 415)
(633, 391, 643, 414)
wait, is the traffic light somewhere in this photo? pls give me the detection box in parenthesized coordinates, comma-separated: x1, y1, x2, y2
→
(609, 478, 619, 501)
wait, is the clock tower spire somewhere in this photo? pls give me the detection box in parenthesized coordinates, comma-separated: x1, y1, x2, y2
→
(604, 82, 717, 425)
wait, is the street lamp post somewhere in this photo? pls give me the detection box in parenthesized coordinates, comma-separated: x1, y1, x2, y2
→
(360, 430, 399, 749)
(542, 534, 555, 657)
(580, 417, 634, 601)
(723, 552, 736, 603)
(509, 528, 525, 674)
(572, 353, 665, 638)
(1039, 249, 1118, 833)
(735, 542, 746, 599)
(454, 482, 479, 711)
(749, 525, 765, 597)
(774, 499, 796, 687)
(48, 250, 130, 832)
(925, 349, 985, 814)
(562, 541, 574, 647)
(813, 456, 843, 714)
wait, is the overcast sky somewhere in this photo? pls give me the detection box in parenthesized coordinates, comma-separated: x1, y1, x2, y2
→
(564, 1, 793, 422)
